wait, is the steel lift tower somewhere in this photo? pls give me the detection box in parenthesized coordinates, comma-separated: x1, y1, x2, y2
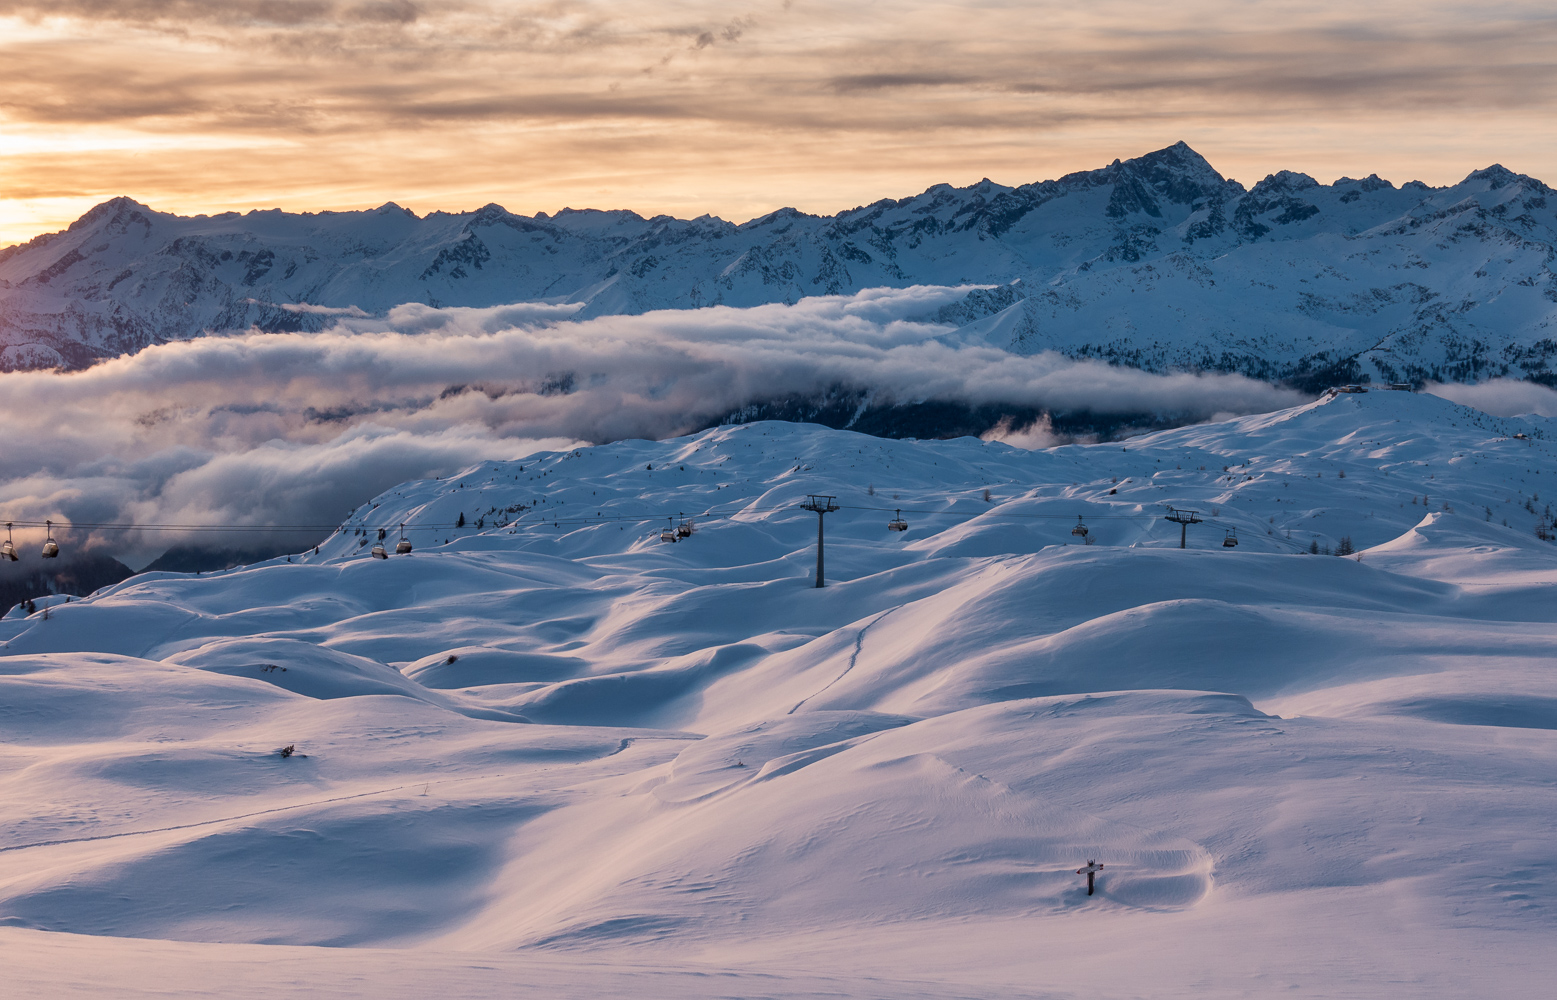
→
(801, 495, 840, 587)
(1164, 507, 1203, 548)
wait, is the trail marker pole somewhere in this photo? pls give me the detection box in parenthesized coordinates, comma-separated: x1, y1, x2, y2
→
(800, 495, 839, 588)
(1076, 859, 1104, 896)
(1164, 507, 1203, 548)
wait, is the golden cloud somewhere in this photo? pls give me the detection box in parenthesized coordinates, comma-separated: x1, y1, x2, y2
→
(2, 1, 1556, 244)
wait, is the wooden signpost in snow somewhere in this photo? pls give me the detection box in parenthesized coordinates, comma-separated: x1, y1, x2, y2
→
(1076, 860, 1104, 896)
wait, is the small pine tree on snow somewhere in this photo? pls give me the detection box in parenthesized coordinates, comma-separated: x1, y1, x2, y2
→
(1308, 539, 1320, 554)
(1336, 536, 1355, 556)
(457, 512, 466, 528)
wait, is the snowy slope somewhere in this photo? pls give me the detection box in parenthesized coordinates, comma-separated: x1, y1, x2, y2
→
(1, 389, 1556, 998)
(4, 143, 1556, 389)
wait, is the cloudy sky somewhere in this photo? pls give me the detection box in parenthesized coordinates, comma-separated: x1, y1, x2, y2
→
(2, 1, 1556, 245)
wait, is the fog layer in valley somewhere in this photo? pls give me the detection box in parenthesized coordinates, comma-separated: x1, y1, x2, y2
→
(0, 287, 1310, 565)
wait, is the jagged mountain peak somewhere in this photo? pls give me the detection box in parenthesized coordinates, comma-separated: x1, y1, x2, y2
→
(4, 144, 1557, 391)
(1457, 163, 1554, 201)
(1250, 170, 1320, 195)
(1333, 174, 1395, 192)
(1062, 141, 1239, 220)
(68, 196, 158, 231)
(1466, 164, 1522, 189)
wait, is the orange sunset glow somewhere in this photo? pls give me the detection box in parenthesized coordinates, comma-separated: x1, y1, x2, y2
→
(4, 0, 1557, 245)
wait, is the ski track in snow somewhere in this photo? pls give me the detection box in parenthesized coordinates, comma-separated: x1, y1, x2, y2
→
(1, 388, 1556, 998)
(788, 609, 895, 715)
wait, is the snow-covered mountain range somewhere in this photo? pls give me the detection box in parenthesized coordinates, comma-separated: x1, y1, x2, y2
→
(4, 142, 1555, 389)
(2, 390, 1555, 996)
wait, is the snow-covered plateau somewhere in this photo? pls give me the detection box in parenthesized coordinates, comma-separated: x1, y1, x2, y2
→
(4, 142, 1557, 391)
(2, 388, 1555, 998)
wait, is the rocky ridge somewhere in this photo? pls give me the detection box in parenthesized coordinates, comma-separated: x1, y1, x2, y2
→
(2, 142, 1555, 388)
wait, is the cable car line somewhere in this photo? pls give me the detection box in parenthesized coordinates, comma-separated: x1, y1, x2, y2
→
(0, 501, 1240, 535)
(0, 491, 1294, 562)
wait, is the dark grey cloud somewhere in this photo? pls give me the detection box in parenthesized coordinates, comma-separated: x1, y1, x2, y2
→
(0, 1, 417, 27)
(4, 2, 1555, 134)
(830, 74, 977, 94)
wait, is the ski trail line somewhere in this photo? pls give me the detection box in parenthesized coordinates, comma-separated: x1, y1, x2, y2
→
(0, 784, 419, 855)
(0, 735, 704, 856)
(788, 608, 895, 715)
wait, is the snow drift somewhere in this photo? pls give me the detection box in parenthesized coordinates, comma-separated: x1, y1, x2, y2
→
(1, 388, 1555, 997)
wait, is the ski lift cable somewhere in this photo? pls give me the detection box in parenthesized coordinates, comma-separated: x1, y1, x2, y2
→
(0, 499, 1265, 537)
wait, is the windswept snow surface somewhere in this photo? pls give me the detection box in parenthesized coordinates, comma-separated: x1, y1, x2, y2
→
(3, 389, 1556, 998)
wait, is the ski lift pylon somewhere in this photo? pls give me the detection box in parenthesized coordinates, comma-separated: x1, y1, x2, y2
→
(1, 522, 16, 562)
(888, 509, 908, 532)
(41, 520, 59, 559)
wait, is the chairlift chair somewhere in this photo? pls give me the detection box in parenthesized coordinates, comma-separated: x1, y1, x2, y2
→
(888, 510, 908, 532)
(395, 523, 412, 555)
(371, 543, 388, 559)
(1223, 529, 1239, 548)
(661, 518, 678, 543)
(1071, 516, 1089, 539)
(41, 520, 59, 559)
(2, 522, 16, 562)
(676, 518, 693, 539)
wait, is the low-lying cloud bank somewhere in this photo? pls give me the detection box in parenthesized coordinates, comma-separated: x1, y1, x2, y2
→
(0, 287, 1307, 565)
(1424, 379, 1557, 418)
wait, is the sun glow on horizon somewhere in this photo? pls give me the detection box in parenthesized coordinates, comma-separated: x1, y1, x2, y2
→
(4, 2, 1557, 246)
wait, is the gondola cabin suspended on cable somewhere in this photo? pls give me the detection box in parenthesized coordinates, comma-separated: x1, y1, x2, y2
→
(676, 518, 693, 539)
(395, 523, 412, 555)
(1223, 529, 1239, 548)
(41, 520, 59, 559)
(371, 543, 388, 559)
(1071, 516, 1089, 540)
(2, 522, 16, 562)
(888, 510, 908, 532)
(660, 517, 678, 543)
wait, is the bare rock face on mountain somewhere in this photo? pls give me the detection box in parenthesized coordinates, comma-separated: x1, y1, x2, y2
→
(2, 142, 1555, 388)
